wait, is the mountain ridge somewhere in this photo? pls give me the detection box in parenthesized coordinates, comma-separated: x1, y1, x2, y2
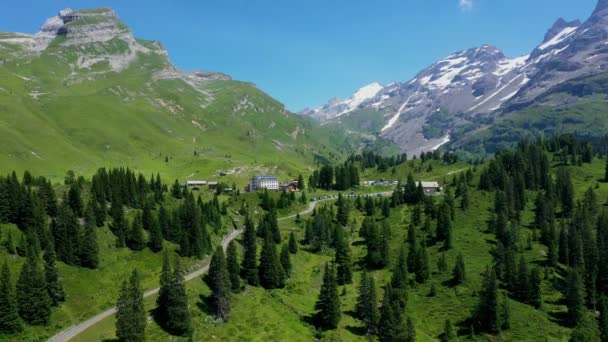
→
(305, 0, 608, 155)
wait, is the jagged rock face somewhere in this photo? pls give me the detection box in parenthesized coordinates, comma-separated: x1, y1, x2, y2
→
(307, 0, 608, 155)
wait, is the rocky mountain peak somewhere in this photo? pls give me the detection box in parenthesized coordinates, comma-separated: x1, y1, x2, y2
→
(543, 18, 581, 43)
(38, 8, 128, 44)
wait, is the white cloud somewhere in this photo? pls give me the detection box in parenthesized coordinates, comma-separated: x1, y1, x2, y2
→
(459, 0, 474, 11)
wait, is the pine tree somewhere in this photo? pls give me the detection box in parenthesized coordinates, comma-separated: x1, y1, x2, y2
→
(570, 314, 601, 342)
(391, 245, 409, 309)
(280, 244, 292, 277)
(147, 213, 163, 253)
(453, 253, 466, 285)
(566, 269, 586, 327)
(0, 262, 22, 334)
(116, 270, 146, 342)
(127, 212, 146, 251)
(314, 263, 341, 330)
(377, 283, 405, 342)
(241, 216, 259, 286)
(474, 267, 499, 333)
(529, 267, 542, 309)
(258, 232, 286, 289)
(288, 231, 298, 254)
(599, 296, 608, 342)
(437, 252, 448, 273)
(67, 182, 84, 217)
(441, 319, 456, 341)
(208, 246, 231, 320)
(16, 247, 51, 325)
(356, 271, 378, 335)
(43, 247, 65, 307)
(515, 255, 529, 302)
(500, 293, 511, 331)
(111, 202, 127, 248)
(226, 241, 241, 292)
(335, 228, 353, 285)
(156, 251, 172, 324)
(165, 258, 192, 336)
(80, 204, 99, 269)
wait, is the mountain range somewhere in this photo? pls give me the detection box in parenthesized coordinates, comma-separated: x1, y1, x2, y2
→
(303, 0, 608, 155)
(0, 8, 347, 181)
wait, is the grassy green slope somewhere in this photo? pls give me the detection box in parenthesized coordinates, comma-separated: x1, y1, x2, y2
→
(70, 157, 608, 341)
(0, 11, 345, 184)
(451, 73, 608, 156)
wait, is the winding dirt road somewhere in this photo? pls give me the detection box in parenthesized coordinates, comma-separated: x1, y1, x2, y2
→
(48, 191, 393, 342)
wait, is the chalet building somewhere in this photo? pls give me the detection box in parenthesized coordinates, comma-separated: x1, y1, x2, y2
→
(185, 180, 207, 187)
(249, 175, 279, 192)
(280, 181, 299, 192)
(417, 181, 442, 194)
(208, 182, 219, 190)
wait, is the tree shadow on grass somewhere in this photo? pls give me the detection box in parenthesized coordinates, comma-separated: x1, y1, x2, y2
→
(150, 307, 190, 337)
(548, 310, 569, 327)
(196, 294, 215, 316)
(343, 310, 358, 319)
(345, 325, 367, 336)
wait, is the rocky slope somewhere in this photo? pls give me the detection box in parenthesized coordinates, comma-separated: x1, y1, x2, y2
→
(0, 8, 344, 180)
(306, 0, 608, 155)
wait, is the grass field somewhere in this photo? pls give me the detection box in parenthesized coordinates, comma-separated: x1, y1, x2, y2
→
(68, 157, 605, 341)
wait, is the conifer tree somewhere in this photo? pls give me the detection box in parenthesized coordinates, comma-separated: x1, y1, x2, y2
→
(80, 204, 99, 269)
(156, 251, 172, 323)
(280, 244, 292, 277)
(0, 262, 21, 334)
(16, 248, 51, 325)
(336, 194, 350, 226)
(438, 252, 448, 273)
(67, 182, 84, 217)
(111, 202, 127, 248)
(377, 283, 406, 342)
(116, 270, 146, 342)
(566, 269, 586, 326)
(127, 212, 146, 251)
(43, 247, 65, 307)
(208, 246, 231, 320)
(335, 228, 353, 285)
(529, 267, 542, 309)
(391, 245, 409, 309)
(356, 272, 378, 335)
(225, 241, 241, 293)
(165, 258, 191, 336)
(453, 253, 466, 285)
(474, 267, 499, 333)
(569, 315, 600, 342)
(314, 263, 341, 330)
(258, 232, 285, 289)
(288, 231, 298, 254)
(415, 239, 430, 283)
(147, 213, 163, 253)
(500, 293, 511, 331)
(241, 216, 259, 286)
(599, 296, 608, 342)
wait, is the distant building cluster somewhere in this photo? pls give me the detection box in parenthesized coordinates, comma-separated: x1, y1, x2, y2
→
(416, 181, 442, 194)
(363, 179, 399, 187)
(248, 175, 300, 192)
(183, 180, 218, 190)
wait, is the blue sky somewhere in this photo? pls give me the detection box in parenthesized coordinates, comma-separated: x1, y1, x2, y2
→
(1, 0, 598, 111)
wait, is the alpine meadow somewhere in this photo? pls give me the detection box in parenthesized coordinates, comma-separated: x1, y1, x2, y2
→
(4, 2, 608, 342)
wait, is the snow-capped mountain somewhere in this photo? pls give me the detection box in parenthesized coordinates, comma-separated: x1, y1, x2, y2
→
(300, 82, 384, 121)
(305, 0, 608, 155)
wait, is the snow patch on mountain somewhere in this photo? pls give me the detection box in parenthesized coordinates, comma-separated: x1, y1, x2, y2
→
(538, 26, 578, 50)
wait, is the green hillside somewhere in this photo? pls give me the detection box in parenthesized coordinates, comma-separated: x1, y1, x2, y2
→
(64, 139, 608, 341)
(0, 8, 346, 185)
(450, 73, 608, 156)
